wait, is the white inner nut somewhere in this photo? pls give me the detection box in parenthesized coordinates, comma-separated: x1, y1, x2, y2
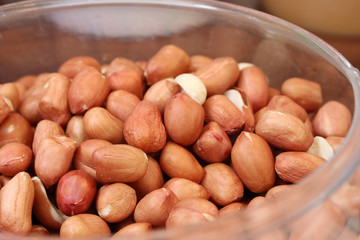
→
(174, 73, 207, 105)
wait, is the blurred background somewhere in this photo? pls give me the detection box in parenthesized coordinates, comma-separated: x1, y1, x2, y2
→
(223, 0, 360, 70)
(1, 0, 359, 69)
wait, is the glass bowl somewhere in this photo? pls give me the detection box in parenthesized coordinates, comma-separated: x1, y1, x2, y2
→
(0, 0, 360, 239)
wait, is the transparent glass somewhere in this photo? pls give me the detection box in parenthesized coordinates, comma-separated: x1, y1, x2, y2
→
(0, 0, 360, 239)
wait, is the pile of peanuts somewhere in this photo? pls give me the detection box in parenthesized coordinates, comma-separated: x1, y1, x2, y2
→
(0, 44, 354, 239)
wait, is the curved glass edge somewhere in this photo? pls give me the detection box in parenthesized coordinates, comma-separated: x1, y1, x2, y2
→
(1, 0, 360, 239)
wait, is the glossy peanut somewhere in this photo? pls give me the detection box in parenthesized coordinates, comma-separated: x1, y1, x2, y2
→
(134, 188, 178, 227)
(231, 132, 276, 193)
(56, 170, 97, 216)
(105, 57, 145, 99)
(312, 100, 352, 138)
(275, 151, 326, 183)
(59, 213, 111, 239)
(255, 110, 313, 151)
(106, 89, 140, 122)
(193, 121, 232, 163)
(0, 142, 32, 176)
(96, 183, 137, 223)
(83, 107, 124, 144)
(0, 112, 33, 148)
(160, 141, 204, 183)
(93, 144, 148, 183)
(145, 44, 190, 85)
(163, 178, 210, 201)
(0, 172, 34, 235)
(38, 73, 71, 126)
(281, 77, 322, 112)
(124, 100, 167, 153)
(174, 73, 207, 105)
(58, 56, 101, 79)
(68, 67, 110, 114)
(166, 198, 219, 228)
(236, 65, 269, 112)
(201, 163, 244, 206)
(35, 136, 77, 188)
(164, 93, 205, 146)
(195, 57, 239, 96)
(203, 94, 245, 134)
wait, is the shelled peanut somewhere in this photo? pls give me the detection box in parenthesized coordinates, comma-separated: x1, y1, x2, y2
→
(0, 44, 354, 239)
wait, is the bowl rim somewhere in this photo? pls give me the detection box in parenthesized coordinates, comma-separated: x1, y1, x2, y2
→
(1, 0, 360, 239)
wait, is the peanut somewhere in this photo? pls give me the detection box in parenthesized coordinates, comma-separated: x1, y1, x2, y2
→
(38, 73, 71, 126)
(281, 77, 322, 112)
(59, 213, 111, 238)
(145, 44, 190, 86)
(93, 144, 148, 183)
(56, 170, 97, 216)
(96, 183, 137, 223)
(105, 57, 145, 98)
(312, 100, 352, 138)
(68, 67, 110, 114)
(0, 172, 34, 235)
(275, 151, 326, 183)
(236, 65, 269, 112)
(166, 198, 219, 228)
(0, 142, 32, 176)
(201, 163, 244, 206)
(231, 132, 276, 193)
(203, 94, 245, 134)
(134, 188, 178, 227)
(160, 141, 204, 183)
(195, 57, 239, 96)
(124, 100, 167, 153)
(0, 112, 33, 148)
(255, 110, 314, 151)
(58, 56, 101, 79)
(193, 121, 232, 163)
(163, 177, 210, 201)
(35, 136, 77, 188)
(83, 107, 124, 144)
(164, 93, 205, 146)
(106, 89, 140, 122)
